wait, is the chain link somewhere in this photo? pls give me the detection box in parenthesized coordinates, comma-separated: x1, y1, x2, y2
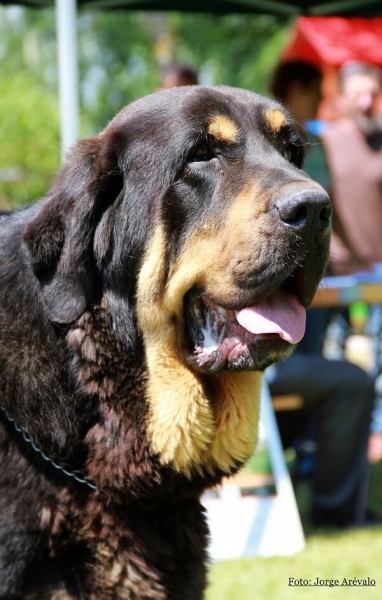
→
(0, 404, 97, 490)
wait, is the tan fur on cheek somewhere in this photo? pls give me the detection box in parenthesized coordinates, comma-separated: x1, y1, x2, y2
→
(136, 219, 263, 477)
(136, 225, 168, 335)
(162, 186, 268, 306)
(136, 226, 216, 475)
(224, 184, 268, 229)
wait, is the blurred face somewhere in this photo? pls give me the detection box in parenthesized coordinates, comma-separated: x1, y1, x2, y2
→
(160, 73, 198, 89)
(287, 79, 322, 127)
(302, 80, 322, 120)
(341, 73, 381, 118)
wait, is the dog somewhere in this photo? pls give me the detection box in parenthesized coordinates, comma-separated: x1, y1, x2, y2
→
(0, 85, 331, 599)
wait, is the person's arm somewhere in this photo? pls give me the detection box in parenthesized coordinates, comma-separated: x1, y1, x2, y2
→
(329, 229, 374, 275)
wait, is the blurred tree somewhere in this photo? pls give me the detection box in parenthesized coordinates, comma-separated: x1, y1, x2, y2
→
(0, 6, 291, 207)
(0, 7, 59, 207)
(168, 12, 290, 94)
(0, 72, 60, 209)
(78, 11, 290, 129)
(77, 11, 159, 133)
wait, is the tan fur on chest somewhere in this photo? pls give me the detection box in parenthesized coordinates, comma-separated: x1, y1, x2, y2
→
(145, 355, 261, 476)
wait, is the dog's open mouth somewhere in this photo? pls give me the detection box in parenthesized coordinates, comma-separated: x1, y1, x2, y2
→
(185, 286, 306, 373)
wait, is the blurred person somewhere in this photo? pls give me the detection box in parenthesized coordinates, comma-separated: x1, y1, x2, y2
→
(159, 64, 198, 89)
(270, 59, 331, 199)
(337, 62, 382, 142)
(270, 59, 331, 353)
(323, 62, 382, 275)
(267, 60, 375, 528)
(322, 62, 382, 462)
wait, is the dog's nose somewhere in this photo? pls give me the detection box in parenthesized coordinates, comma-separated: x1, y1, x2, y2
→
(276, 190, 332, 234)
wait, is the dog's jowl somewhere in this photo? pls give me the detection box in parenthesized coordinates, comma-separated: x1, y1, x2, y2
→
(0, 86, 331, 599)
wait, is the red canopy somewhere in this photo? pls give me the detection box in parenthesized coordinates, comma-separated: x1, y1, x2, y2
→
(283, 16, 382, 68)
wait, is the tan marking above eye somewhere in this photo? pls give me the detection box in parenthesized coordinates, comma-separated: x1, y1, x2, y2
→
(207, 115, 238, 143)
(265, 108, 288, 132)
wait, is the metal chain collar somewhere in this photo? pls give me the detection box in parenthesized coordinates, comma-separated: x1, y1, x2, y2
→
(0, 404, 97, 490)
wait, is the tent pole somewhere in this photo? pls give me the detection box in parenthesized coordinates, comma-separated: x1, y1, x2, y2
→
(56, 0, 79, 161)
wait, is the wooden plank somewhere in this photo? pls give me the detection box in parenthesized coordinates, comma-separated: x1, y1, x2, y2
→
(311, 286, 340, 307)
(361, 283, 382, 304)
(311, 283, 382, 308)
(272, 394, 304, 411)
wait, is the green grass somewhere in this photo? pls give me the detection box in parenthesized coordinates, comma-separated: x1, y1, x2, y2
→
(206, 462, 382, 600)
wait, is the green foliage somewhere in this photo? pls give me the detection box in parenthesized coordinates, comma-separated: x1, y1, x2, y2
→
(168, 13, 291, 95)
(77, 11, 159, 133)
(0, 71, 60, 208)
(0, 7, 57, 87)
(0, 7, 59, 208)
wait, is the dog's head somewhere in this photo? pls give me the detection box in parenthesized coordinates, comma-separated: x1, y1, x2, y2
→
(24, 86, 331, 476)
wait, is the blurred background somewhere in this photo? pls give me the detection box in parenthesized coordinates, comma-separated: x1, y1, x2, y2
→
(0, 6, 291, 208)
(2, 5, 382, 210)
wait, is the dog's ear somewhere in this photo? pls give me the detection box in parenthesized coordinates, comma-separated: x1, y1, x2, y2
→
(23, 137, 124, 324)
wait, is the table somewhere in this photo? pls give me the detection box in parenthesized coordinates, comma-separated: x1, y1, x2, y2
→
(311, 276, 382, 308)
(311, 275, 382, 368)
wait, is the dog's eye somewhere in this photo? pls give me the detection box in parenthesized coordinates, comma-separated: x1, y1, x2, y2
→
(280, 128, 304, 167)
(284, 146, 293, 161)
(191, 143, 215, 162)
(283, 141, 302, 166)
(282, 140, 297, 162)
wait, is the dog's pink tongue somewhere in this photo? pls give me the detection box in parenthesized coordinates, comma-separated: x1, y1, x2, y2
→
(236, 290, 306, 344)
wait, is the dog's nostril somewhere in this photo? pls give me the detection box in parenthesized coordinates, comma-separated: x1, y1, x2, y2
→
(319, 205, 332, 226)
(277, 191, 331, 231)
(283, 205, 308, 227)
